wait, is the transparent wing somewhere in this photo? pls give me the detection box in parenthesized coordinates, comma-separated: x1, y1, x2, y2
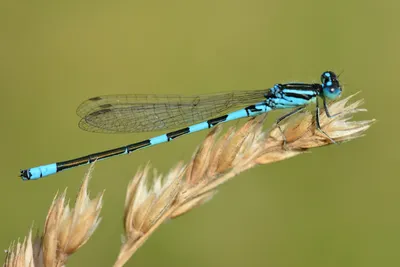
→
(76, 90, 267, 133)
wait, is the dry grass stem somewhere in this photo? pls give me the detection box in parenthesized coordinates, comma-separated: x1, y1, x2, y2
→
(114, 95, 374, 266)
(4, 164, 104, 267)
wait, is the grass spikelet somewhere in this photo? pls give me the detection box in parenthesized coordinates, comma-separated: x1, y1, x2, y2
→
(186, 126, 222, 184)
(4, 164, 104, 267)
(3, 230, 39, 267)
(114, 163, 185, 267)
(43, 165, 103, 266)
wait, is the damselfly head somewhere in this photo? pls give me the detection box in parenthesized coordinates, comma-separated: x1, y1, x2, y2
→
(321, 71, 342, 100)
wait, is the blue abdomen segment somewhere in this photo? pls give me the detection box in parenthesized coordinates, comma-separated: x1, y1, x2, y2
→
(22, 163, 57, 181)
(188, 122, 209, 133)
(149, 135, 168, 145)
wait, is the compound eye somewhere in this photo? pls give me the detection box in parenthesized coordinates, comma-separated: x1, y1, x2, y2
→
(320, 71, 337, 83)
(323, 80, 342, 100)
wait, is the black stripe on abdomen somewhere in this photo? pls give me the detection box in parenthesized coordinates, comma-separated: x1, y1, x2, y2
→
(57, 146, 128, 172)
(127, 140, 151, 153)
(166, 128, 190, 141)
(207, 115, 228, 128)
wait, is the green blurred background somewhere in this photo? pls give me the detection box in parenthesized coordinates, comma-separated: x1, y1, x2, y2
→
(0, 0, 396, 266)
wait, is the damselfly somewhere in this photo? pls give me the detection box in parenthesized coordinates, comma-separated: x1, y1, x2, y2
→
(20, 71, 342, 180)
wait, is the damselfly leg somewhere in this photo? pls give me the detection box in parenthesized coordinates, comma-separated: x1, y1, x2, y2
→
(316, 98, 336, 144)
(275, 106, 306, 148)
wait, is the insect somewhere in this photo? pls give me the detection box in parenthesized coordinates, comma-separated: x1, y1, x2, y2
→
(20, 71, 341, 180)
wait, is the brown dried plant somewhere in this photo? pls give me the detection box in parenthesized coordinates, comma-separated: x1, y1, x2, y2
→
(113, 95, 374, 267)
(4, 95, 373, 267)
(4, 165, 104, 267)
